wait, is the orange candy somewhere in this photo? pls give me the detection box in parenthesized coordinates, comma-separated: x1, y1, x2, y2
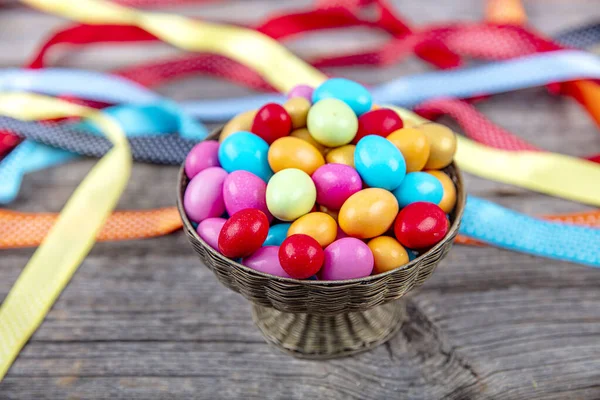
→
(418, 123, 457, 169)
(426, 170, 457, 213)
(338, 188, 399, 239)
(287, 212, 337, 247)
(325, 144, 355, 168)
(283, 97, 311, 129)
(220, 109, 256, 143)
(367, 236, 410, 274)
(386, 128, 430, 172)
(268, 136, 325, 175)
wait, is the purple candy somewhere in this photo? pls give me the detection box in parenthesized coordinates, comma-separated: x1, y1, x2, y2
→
(222, 170, 273, 221)
(242, 246, 291, 278)
(321, 238, 374, 280)
(185, 140, 220, 179)
(312, 163, 362, 210)
(184, 167, 228, 223)
(287, 84, 314, 102)
(196, 218, 227, 249)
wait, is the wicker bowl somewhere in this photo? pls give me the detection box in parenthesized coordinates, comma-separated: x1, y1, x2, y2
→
(177, 127, 466, 358)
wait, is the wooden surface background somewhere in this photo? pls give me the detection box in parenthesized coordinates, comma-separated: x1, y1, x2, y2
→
(1, 1, 600, 399)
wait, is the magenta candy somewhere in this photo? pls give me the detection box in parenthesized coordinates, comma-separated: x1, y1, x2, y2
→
(184, 167, 228, 223)
(312, 163, 362, 210)
(184, 140, 220, 179)
(242, 246, 292, 278)
(287, 84, 314, 102)
(223, 170, 273, 221)
(321, 238, 374, 280)
(196, 218, 227, 249)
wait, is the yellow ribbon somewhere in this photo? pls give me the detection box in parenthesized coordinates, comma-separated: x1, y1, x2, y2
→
(20, 0, 325, 93)
(0, 93, 131, 380)
(388, 105, 600, 207)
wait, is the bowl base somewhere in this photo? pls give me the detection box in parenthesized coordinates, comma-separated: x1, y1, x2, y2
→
(252, 300, 407, 359)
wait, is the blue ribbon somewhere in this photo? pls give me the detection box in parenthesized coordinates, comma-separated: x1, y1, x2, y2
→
(459, 196, 600, 268)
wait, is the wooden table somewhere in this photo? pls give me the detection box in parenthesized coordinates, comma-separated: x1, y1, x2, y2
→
(1, 1, 600, 398)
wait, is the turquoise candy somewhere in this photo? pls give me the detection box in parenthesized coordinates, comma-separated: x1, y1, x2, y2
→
(218, 131, 273, 182)
(408, 250, 419, 261)
(354, 135, 406, 191)
(312, 78, 373, 116)
(392, 172, 444, 208)
(264, 223, 292, 246)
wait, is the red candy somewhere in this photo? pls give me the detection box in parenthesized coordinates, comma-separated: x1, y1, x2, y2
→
(279, 234, 325, 279)
(251, 103, 292, 144)
(394, 202, 449, 249)
(352, 108, 404, 144)
(218, 209, 269, 258)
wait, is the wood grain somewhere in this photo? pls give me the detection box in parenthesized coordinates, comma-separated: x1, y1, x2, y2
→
(1, 0, 600, 398)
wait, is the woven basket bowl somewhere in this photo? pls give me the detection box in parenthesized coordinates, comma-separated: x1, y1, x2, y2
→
(177, 127, 466, 358)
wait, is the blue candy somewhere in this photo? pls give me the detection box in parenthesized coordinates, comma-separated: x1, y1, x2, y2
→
(392, 172, 444, 208)
(218, 131, 273, 182)
(312, 78, 372, 116)
(263, 223, 292, 246)
(354, 135, 406, 191)
(408, 250, 419, 261)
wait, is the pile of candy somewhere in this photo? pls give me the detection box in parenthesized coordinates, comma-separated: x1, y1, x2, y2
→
(183, 78, 458, 280)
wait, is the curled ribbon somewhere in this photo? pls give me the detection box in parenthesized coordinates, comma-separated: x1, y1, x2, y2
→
(6, 50, 600, 206)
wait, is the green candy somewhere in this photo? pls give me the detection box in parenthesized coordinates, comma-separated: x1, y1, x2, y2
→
(307, 98, 358, 147)
(266, 168, 316, 221)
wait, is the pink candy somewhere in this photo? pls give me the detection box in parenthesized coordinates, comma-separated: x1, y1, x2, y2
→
(287, 84, 314, 102)
(223, 170, 273, 221)
(242, 246, 292, 278)
(196, 218, 227, 249)
(184, 140, 220, 179)
(312, 163, 362, 210)
(183, 167, 228, 222)
(320, 238, 374, 280)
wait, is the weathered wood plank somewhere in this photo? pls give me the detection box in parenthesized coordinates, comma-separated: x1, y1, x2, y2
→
(1, 0, 600, 398)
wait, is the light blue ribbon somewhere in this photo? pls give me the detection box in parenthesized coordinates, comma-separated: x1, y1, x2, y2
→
(459, 196, 600, 268)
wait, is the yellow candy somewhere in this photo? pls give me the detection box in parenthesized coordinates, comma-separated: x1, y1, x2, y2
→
(220, 109, 257, 143)
(339, 188, 399, 239)
(426, 170, 457, 213)
(268, 136, 325, 175)
(325, 144, 355, 168)
(368, 236, 409, 275)
(288, 212, 337, 247)
(386, 128, 430, 172)
(319, 205, 339, 221)
(283, 97, 311, 129)
(418, 123, 457, 169)
(290, 128, 328, 154)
